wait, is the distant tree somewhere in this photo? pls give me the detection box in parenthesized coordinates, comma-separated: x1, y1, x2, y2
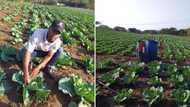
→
(186, 28, 190, 36)
(177, 29, 187, 36)
(143, 30, 158, 34)
(98, 25, 112, 30)
(113, 26, 127, 32)
(168, 27, 177, 35)
(160, 28, 169, 34)
(96, 21, 101, 25)
(128, 28, 141, 33)
(159, 27, 178, 35)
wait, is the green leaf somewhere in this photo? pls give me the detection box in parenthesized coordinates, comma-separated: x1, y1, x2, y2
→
(148, 61, 160, 76)
(83, 56, 94, 75)
(3, 16, 12, 22)
(78, 98, 91, 107)
(171, 89, 190, 104)
(143, 86, 163, 106)
(12, 71, 50, 104)
(114, 89, 134, 103)
(12, 71, 24, 85)
(16, 52, 22, 62)
(0, 44, 17, 63)
(182, 66, 190, 81)
(68, 101, 78, 107)
(62, 31, 76, 45)
(72, 75, 95, 103)
(58, 77, 76, 97)
(32, 57, 41, 64)
(169, 74, 184, 88)
(0, 71, 5, 82)
(0, 80, 14, 96)
(27, 73, 50, 101)
(23, 86, 30, 106)
(148, 76, 161, 86)
(0, 69, 14, 96)
(34, 89, 50, 101)
(57, 51, 73, 66)
(96, 58, 112, 70)
(129, 62, 144, 73)
(161, 63, 177, 76)
(123, 72, 138, 84)
(101, 67, 122, 86)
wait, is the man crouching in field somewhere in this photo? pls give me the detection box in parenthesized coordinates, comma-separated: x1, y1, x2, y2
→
(19, 20, 64, 84)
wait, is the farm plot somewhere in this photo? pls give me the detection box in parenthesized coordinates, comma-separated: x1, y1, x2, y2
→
(96, 27, 190, 107)
(0, 0, 94, 107)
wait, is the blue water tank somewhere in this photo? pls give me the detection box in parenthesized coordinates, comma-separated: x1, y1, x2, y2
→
(144, 40, 158, 62)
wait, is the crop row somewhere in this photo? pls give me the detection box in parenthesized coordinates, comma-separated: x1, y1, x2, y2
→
(97, 60, 190, 106)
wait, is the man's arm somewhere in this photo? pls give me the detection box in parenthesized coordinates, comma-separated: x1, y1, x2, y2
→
(23, 49, 32, 85)
(31, 51, 54, 79)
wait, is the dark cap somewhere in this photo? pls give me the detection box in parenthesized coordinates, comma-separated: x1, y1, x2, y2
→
(50, 20, 64, 34)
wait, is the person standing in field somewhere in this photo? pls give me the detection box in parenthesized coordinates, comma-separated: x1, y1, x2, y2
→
(136, 40, 145, 61)
(19, 20, 64, 84)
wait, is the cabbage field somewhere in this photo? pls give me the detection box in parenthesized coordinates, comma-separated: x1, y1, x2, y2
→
(0, 0, 94, 107)
(96, 26, 190, 107)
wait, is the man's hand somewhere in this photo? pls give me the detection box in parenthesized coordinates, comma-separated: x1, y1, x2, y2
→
(24, 72, 30, 85)
(30, 51, 54, 80)
(31, 65, 41, 79)
(23, 49, 32, 85)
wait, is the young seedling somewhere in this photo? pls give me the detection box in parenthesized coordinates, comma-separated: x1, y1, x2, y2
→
(171, 89, 190, 106)
(114, 89, 134, 103)
(143, 86, 163, 106)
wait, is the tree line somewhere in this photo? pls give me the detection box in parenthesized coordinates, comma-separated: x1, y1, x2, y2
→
(96, 21, 190, 36)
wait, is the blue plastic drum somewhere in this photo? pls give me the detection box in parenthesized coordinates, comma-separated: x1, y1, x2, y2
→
(144, 40, 158, 62)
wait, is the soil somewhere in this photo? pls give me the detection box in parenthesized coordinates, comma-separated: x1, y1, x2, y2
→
(96, 54, 139, 69)
(64, 44, 89, 60)
(0, 11, 11, 44)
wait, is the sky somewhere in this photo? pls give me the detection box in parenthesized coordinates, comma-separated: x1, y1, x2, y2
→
(95, 0, 190, 30)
